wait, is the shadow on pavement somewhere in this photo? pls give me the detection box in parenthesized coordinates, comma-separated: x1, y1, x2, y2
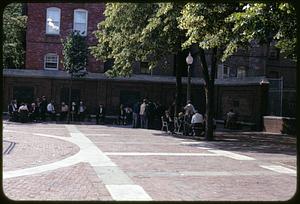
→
(3, 120, 296, 156)
(177, 131, 295, 156)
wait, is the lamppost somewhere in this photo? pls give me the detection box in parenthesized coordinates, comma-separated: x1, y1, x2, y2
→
(186, 52, 193, 103)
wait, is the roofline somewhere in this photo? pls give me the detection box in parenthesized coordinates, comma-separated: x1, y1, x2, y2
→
(3, 69, 269, 86)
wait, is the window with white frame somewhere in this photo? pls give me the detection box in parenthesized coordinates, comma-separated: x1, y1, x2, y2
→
(218, 64, 244, 79)
(46, 7, 61, 35)
(73, 9, 88, 36)
(44, 53, 59, 69)
(237, 66, 247, 78)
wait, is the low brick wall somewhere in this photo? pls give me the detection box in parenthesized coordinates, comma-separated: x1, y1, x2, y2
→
(263, 116, 296, 135)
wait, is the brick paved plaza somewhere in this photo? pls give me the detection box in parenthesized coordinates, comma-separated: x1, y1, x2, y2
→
(2, 121, 297, 201)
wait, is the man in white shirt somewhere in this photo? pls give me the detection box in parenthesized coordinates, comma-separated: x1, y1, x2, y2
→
(47, 100, 56, 121)
(191, 111, 204, 124)
(78, 101, 87, 122)
(18, 103, 29, 123)
(60, 102, 68, 121)
(191, 110, 204, 136)
(139, 99, 148, 129)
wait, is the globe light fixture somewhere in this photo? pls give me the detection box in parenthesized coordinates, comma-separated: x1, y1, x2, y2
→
(186, 52, 193, 102)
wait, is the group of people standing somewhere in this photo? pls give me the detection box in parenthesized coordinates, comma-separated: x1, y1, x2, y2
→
(127, 98, 165, 129)
(8, 96, 88, 123)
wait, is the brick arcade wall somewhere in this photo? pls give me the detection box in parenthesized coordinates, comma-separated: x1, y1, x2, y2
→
(215, 84, 268, 130)
(3, 76, 203, 116)
(3, 75, 267, 130)
(25, 3, 105, 72)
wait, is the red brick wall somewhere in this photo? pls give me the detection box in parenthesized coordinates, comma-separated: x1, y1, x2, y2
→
(263, 116, 296, 134)
(25, 3, 105, 72)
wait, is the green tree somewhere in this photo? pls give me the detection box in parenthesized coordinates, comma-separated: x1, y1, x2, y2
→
(3, 3, 27, 68)
(62, 31, 88, 123)
(225, 3, 296, 61)
(179, 3, 239, 140)
(90, 3, 187, 115)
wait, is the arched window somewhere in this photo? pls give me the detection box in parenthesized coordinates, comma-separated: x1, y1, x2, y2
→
(73, 9, 88, 36)
(44, 53, 59, 70)
(46, 7, 61, 35)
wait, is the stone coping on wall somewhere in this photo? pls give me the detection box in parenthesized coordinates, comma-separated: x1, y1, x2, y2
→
(3, 68, 268, 86)
(263, 116, 296, 120)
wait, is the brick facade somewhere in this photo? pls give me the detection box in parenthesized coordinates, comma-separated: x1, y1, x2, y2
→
(25, 3, 105, 72)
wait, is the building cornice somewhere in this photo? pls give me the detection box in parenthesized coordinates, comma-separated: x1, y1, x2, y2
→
(3, 69, 269, 86)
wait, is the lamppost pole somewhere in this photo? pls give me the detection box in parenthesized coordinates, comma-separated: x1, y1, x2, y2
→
(187, 64, 191, 102)
(186, 52, 193, 103)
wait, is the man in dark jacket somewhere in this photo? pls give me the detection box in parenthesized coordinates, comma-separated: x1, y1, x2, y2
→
(8, 99, 18, 122)
(29, 103, 39, 122)
(39, 96, 48, 122)
(96, 104, 106, 124)
(132, 101, 140, 128)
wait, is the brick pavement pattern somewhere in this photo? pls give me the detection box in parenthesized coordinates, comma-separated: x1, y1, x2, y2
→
(2, 121, 297, 201)
(3, 163, 112, 200)
(3, 131, 79, 171)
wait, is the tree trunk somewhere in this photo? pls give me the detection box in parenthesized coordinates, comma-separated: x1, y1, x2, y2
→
(174, 53, 182, 117)
(204, 82, 214, 141)
(198, 47, 217, 141)
(67, 75, 73, 124)
(205, 48, 217, 141)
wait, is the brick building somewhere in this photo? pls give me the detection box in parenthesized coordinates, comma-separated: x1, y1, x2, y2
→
(3, 3, 296, 129)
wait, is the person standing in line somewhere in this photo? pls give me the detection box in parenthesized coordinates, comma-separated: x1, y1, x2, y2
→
(8, 99, 18, 122)
(39, 96, 48, 122)
(35, 97, 41, 121)
(96, 103, 106, 124)
(78, 101, 87, 122)
(60, 102, 68, 122)
(70, 102, 78, 121)
(119, 104, 126, 125)
(140, 99, 149, 129)
(132, 101, 140, 128)
(47, 100, 56, 121)
(147, 100, 156, 129)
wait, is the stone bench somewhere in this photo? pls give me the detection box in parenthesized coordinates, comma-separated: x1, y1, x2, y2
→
(88, 114, 119, 124)
(216, 119, 256, 130)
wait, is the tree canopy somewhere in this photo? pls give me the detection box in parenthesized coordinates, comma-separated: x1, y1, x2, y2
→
(91, 2, 296, 76)
(3, 3, 27, 69)
(62, 31, 88, 75)
(90, 3, 188, 77)
(226, 3, 297, 61)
